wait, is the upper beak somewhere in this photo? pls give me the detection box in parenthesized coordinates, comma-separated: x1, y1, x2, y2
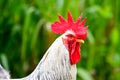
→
(76, 39, 84, 44)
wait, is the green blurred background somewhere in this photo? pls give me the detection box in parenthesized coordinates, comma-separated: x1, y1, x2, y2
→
(0, 0, 120, 80)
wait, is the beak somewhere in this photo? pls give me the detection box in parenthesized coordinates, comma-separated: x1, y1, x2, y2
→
(76, 39, 84, 44)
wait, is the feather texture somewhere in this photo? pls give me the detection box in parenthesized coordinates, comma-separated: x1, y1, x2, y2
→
(22, 35, 76, 80)
(0, 65, 10, 79)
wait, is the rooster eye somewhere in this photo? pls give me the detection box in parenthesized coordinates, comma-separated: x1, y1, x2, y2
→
(66, 34, 74, 38)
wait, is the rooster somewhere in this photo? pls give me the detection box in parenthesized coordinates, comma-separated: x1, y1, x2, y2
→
(0, 12, 87, 80)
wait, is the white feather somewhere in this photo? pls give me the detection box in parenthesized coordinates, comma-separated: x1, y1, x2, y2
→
(0, 35, 77, 80)
(23, 35, 76, 80)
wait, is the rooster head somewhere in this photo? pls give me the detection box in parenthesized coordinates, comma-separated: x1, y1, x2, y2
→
(51, 12, 88, 65)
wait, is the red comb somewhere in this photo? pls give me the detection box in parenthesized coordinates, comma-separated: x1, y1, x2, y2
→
(51, 12, 88, 40)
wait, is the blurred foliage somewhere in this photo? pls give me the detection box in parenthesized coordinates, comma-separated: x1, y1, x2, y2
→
(0, 0, 120, 80)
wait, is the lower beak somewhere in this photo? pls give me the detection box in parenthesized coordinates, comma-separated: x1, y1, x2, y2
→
(76, 39, 84, 44)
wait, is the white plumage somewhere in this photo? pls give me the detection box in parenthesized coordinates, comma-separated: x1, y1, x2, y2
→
(22, 35, 76, 80)
(0, 35, 76, 80)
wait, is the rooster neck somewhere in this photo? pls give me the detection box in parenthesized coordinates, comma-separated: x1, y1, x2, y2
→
(23, 36, 76, 80)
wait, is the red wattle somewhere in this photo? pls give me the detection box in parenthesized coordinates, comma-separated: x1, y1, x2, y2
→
(70, 43, 80, 64)
(62, 38, 81, 65)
